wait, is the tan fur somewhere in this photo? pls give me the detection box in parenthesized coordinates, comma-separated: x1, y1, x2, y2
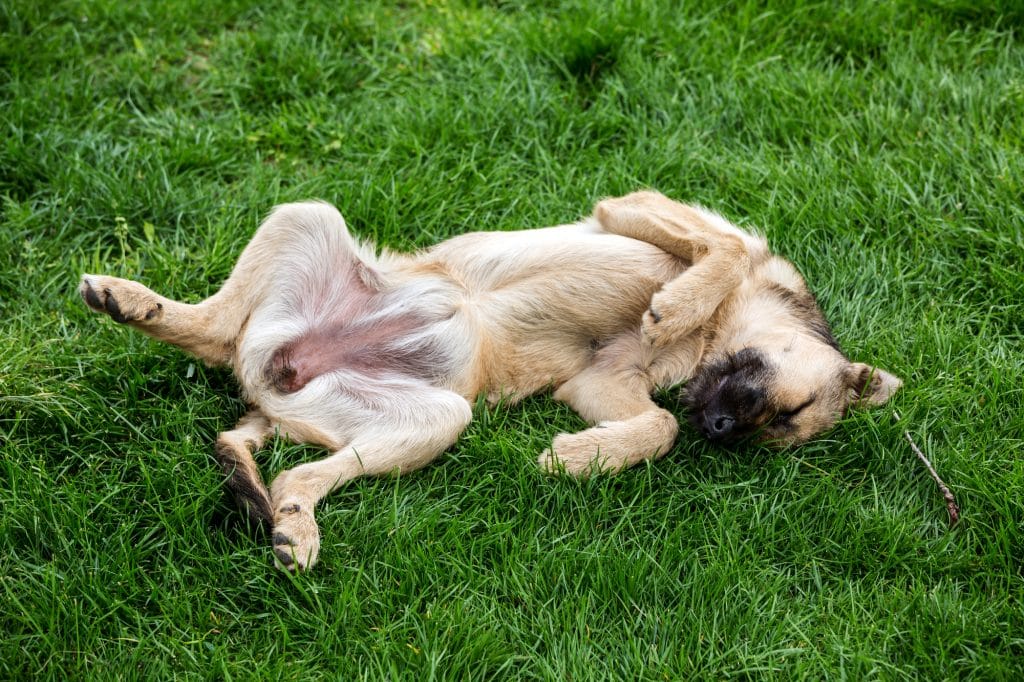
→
(79, 191, 901, 570)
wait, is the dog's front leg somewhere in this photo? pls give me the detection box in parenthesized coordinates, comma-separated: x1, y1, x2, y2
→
(594, 191, 764, 347)
(542, 334, 700, 476)
(540, 407, 679, 477)
(266, 388, 472, 571)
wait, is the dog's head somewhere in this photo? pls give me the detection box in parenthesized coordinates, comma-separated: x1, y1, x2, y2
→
(684, 346, 901, 447)
(684, 263, 901, 447)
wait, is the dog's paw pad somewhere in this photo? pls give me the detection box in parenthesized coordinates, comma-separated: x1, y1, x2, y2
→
(79, 275, 163, 325)
(641, 309, 666, 345)
(271, 505, 320, 572)
(640, 290, 706, 348)
(272, 532, 299, 570)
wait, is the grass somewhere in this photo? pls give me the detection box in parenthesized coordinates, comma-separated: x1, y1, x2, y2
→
(2, 0, 1023, 678)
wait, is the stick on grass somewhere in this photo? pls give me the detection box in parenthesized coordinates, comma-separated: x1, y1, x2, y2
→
(896, 413, 960, 527)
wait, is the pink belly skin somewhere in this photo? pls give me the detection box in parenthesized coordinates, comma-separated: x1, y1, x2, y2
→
(267, 312, 444, 393)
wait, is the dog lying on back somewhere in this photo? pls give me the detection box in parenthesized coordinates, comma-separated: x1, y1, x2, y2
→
(79, 191, 901, 570)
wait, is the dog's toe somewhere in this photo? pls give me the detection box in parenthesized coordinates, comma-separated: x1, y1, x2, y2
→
(271, 504, 320, 572)
(272, 532, 298, 569)
(102, 288, 131, 323)
(80, 278, 104, 311)
(539, 433, 605, 477)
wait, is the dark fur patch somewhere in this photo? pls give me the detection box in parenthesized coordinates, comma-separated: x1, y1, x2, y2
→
(214, 441, 273, 528)
(267, 349, 301, 393)
(684, 348, 776, 445)
(764, 283, 840, 350)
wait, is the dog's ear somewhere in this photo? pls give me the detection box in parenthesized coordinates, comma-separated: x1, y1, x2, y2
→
(845, 362, 903, 407)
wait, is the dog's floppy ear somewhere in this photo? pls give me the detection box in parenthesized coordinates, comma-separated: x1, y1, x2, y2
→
(845, 362, 903, 407)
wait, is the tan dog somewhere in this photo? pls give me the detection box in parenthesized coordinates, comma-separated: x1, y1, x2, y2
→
(79, 191, 901, 570)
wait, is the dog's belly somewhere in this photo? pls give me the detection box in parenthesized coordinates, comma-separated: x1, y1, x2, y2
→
(266, 313, 448, 393)
(237, 268, 468, 399)
(238, 219, 685, 404)
(428, 223, 688, 397)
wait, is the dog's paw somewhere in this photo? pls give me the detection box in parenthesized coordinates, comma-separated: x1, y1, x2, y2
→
(640, 290, 682, 347)
(640, 304, 666, 345)
(271, 502, 320, 572)
(79, 275, 163, 325)
(538, 430, 609, 478)
(640, 290, 704, 348)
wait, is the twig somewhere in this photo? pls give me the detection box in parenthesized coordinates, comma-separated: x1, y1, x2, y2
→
(895, 413, 960, 527)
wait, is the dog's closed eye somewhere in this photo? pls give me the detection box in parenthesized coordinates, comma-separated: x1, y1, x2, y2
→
(771, 396, 815, 425)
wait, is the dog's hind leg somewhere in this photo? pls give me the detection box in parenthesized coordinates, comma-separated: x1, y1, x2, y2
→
(214, 410, 274, 528)
(79, 274, 238, 365)
(80, 202, 373, 366)
(594, 191, 766, 347)
(266, 386, 473, 571)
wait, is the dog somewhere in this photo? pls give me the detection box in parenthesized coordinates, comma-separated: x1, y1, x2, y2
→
(79, 191, 901, 570)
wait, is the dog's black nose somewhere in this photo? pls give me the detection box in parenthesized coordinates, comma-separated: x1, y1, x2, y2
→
(701, 412, 736, 441)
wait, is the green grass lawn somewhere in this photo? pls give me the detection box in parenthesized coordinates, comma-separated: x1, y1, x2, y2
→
(2, 0, 1023, 678)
